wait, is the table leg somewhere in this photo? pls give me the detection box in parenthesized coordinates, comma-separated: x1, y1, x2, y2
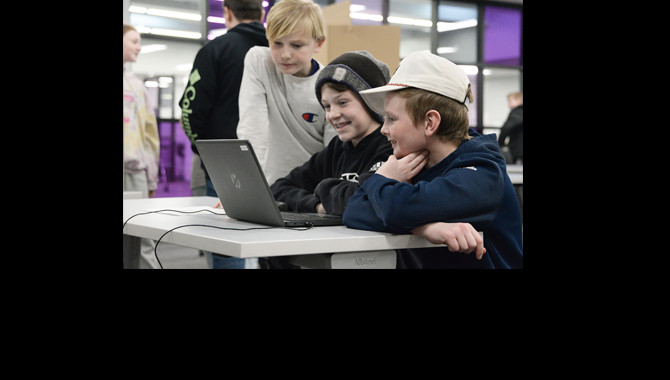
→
(123, 234, 141, 269)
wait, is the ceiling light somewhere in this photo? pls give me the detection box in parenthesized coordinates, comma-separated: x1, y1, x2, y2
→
(149, 28, 201, 39)
(146, 9, 201, 21)
(134, 26, 200, 39)
(413, 19, 433, 27)
(458, 65, 478, 75)
(437, 46, 458, 54)
(129, 6, 147, 13)
(350, 4, 366, 12)
(139, 44, 168, 54)
(388, 16, 432, 27)
(350, 13, 383, 21)
(437, 19, 478, 32)
(388, 16, 414, 25)
(207, 16, 226, 24)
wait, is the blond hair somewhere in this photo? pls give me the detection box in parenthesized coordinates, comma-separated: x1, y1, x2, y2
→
(507, 91, 523, 103)
(266, 0, 325, 43)
(394, 87, 474, 143)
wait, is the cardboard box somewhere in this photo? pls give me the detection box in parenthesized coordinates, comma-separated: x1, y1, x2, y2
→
(314, 0, 401, 72)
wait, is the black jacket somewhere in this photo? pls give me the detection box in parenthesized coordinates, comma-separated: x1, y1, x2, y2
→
(498, 105, 523, 161)
(270, 126, 393, 215)
(179, 21, 268, 158)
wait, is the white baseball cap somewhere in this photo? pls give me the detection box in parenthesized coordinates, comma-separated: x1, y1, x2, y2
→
(359, 50, 472, 116)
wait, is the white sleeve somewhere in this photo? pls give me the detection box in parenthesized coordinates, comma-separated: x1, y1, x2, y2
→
(237, 48, 270, 168)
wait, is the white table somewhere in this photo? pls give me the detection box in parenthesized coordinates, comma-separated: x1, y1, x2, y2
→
(508, 172, 523, 185)
(123, 196, 446, 269)
(123, 191, 143, 199)
(506, 165, 523, 185)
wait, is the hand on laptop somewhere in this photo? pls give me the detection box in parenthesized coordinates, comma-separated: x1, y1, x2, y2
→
(411, 222, 486, 260)
(213, 200, 223, 209)
(316, 203, 326, 214)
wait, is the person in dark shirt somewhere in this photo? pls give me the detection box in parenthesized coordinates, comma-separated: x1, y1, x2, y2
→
(498, 92, 523, 164)
(178, 0, 268, 269)
(179, 0, 268, 183)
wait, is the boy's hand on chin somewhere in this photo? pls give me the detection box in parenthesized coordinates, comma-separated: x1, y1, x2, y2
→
(376, 150, 429, 183)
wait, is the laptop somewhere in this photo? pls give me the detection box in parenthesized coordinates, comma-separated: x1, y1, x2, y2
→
(195, 139, 343, 227)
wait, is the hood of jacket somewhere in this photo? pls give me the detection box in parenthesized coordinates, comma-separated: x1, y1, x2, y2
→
(227, 21, 268, 46)
(413, 129, 506, 184)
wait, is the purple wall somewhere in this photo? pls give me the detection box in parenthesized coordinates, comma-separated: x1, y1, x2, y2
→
(155, 120, 194, 198)
(484, 6, 522, 66)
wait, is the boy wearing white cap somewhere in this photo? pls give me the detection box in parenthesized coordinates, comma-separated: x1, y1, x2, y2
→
(343, 51, 523, 269)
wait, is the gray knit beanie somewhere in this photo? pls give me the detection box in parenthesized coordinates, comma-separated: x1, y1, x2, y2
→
(315, 51, 391, 124)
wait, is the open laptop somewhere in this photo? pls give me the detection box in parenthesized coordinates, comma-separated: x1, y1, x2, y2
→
(195, 139, 343, 227)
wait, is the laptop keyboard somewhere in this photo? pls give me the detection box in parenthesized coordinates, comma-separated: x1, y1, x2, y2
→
(281, 212, 318, 221)
(281, 212, 339, 220)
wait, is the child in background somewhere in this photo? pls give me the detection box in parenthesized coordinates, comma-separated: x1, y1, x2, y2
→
(123, 24, 160, 198)
(123, 23, 161, 269)
(236, 0, 338, 186)
(344, 51, 523, 269)
(270, 51, 393, 216)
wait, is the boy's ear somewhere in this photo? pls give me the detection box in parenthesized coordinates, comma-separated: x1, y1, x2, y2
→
(223, 6, 233, 23)
(314, 37, 326, 53)
(423, 110, 441, 137)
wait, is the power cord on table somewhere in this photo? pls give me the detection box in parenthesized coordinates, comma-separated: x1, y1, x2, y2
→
(123, 209, 313, 269)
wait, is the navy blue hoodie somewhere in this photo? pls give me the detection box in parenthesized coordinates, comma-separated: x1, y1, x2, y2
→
(342, 129, 523, 269)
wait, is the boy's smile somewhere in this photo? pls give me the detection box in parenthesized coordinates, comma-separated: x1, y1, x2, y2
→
(381, 93, 427, 159)
(334, 121, 351, 130)
(321, 87, 379, 147)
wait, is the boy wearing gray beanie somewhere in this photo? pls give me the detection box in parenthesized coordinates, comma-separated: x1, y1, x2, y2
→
(270, 51, 393, 216)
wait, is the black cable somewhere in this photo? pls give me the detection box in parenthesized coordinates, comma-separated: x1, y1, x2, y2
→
(123, 209, 313, 269)
(153, 223, 275, 269)
(123, 208, 226, 230)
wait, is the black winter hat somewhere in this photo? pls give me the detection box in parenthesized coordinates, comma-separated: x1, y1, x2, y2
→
(315, 51, 391, 124)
